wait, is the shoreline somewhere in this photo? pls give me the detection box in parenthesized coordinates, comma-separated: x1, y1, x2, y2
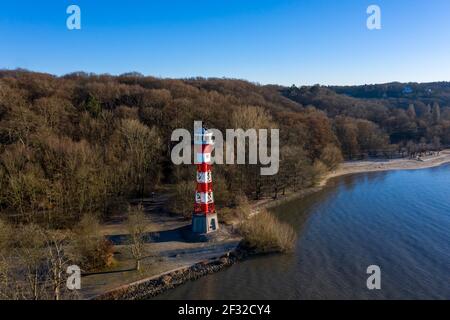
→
(92, 249, 247, 300)
(90, 150, 450, 300)
(252, 149, 450, 212)
(322, 149, 450, 187)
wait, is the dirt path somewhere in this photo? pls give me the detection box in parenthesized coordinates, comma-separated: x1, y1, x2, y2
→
(81, 194, 240, 299)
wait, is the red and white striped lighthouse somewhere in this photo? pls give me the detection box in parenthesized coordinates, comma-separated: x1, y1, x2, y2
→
(192, 126, 219, 234)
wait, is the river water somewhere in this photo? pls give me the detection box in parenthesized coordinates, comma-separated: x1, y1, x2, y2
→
(156, 165, 450, 299)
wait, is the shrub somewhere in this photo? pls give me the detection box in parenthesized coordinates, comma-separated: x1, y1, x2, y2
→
(0, 219, 13, 253)
(312, 160, 328, 184)
(239, 210, 296, 253)
(212, 175, 233, 207)
(219, 207, 236, 225)
(235, 194, 251, 218)
(320, 144, 343, 170)
(220, 195, 251, 225)
(72, 215, 114, 271)
(170, 181, 194, 218)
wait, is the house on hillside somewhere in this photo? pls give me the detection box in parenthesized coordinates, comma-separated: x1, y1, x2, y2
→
(402, 86, 413, 95)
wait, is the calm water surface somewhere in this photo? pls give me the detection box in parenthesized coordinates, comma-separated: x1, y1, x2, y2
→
(157, 165, 450, 299)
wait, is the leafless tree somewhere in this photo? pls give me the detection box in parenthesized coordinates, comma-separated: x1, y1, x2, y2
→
(44, 230, 73, 300)
(126, 205, 148, 271)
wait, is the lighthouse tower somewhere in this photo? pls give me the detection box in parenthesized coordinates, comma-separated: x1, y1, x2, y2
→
(192, 127, 219, 234)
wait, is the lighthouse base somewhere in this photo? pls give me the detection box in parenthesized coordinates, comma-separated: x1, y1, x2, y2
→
(192, 213, 219, 234)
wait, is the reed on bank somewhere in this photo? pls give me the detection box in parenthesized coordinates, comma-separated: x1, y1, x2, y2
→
(239, 210, 296, 253)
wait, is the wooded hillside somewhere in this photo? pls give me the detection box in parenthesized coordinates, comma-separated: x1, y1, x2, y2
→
(0, 70, 448, 227)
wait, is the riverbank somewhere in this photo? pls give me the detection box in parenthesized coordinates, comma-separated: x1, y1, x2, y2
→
(93, 249, 248, 300)
(251, 149, 450, 213)
(84, 150, 450, 299)
(323, 149, 450, 186)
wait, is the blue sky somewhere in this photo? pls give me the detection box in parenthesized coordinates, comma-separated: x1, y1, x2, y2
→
(1, 0, 450, 85)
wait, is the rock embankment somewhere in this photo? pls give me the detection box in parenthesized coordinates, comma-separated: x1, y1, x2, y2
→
(93, 249, 247, 300)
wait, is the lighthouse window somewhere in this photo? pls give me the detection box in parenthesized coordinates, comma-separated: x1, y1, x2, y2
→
(210, 219, 216, 231)
(207, 192, 214, 203)
(197, 171, 212, 183)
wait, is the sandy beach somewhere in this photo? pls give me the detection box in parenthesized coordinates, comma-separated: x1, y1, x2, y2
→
(251, 149, 450, 212)
(322, 149, 450, 186)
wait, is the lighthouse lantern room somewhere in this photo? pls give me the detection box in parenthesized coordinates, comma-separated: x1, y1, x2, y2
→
(192, 126, 219, 234)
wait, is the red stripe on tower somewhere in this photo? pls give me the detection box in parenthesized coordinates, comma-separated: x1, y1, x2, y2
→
(196, 183, 212, 193)
(196, 163, 212, 172)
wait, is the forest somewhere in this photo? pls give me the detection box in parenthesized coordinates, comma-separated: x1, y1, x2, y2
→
(0, 70, 449, 298)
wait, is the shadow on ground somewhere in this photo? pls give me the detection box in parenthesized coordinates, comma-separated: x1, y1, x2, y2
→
(107, 224, 229, 245)
(107, 225, 192, 245)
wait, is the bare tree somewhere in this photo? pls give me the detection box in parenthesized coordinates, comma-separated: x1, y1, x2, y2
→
(14, 224, 48, 300)
(119, 119, 162, 198)
(44, 230, 73, 300)
(0, 219, 16, 299)
(126, 205, 148, 271)
(0, 219, 81, 300)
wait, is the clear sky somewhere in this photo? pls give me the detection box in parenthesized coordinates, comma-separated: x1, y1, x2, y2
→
(1, 0, 450, 86)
